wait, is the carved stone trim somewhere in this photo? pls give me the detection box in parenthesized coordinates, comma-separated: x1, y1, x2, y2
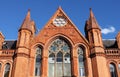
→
(16, 46, 30, 50)
(91, 46, 104, 49)
(19, 28, 32, 34)
(90, 52, 105, 58)
(87, 28, 101, 32)
(106, 55, 120, 59)
(0, 56, 13, 59)
(14, 53, 29, 58)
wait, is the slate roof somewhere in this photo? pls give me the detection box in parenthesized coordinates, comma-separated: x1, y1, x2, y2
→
(2, 40, 17, 49)
(103, 39, 118, 48)
(1, 39, 118, 50)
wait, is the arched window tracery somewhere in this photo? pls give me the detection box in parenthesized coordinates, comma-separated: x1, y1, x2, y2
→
(109, 63, 118, 77)
(3, 63, 10, 77)
(35, 46, 42, 77)
(48, 38, 71, 77)
(78, 46, 86, 77)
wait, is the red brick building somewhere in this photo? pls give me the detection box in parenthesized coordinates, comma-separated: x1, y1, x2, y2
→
(0, 7, 120, 77)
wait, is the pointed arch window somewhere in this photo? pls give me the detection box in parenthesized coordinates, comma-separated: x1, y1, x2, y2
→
(3, 63, 10, 77)
(109, 63, 118, 77)
(78, 46, 86, 76)
(35, 46, 42, 77)
(48, 38, 71, 77)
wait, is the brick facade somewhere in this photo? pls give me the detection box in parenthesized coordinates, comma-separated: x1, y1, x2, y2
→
(0, 7, 120, 77)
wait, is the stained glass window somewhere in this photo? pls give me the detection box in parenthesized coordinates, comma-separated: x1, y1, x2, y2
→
(3, 63, 10, 77)
(109, 63, 118, 77)
(48, 38, 71, 77)
(35, 47, 42, 77)
(78, 46, 85, 77)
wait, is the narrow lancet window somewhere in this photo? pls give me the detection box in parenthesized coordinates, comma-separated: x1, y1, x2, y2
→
(109, 63, 117, 77)
(3, 63, 10, 77)
(35, 47, 42, 77)
(78, 46, 85, 77)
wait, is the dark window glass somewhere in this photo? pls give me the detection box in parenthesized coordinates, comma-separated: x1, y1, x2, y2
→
(4, 63, 10, 77)
(36, 55, 41, 63)
(109, 63, 118, 77)
(0, 63, 1, 70)
(78, 47, 85, 76)
(49, 53, 55, 57)
(35, 47, 42, 77)
(57, 52, 63, 62)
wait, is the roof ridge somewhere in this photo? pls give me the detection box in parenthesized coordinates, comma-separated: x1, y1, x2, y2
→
(102, 39, 115, 40)
(4, 40, 17, 41)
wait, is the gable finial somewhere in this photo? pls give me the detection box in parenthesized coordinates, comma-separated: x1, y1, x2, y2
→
(58, 6, 62, 10)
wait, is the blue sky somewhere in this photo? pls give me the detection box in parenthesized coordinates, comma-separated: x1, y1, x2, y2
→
(0, 0, 120, 40)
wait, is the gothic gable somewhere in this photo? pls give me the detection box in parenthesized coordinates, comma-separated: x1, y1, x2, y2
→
(32, 7, 89, 47)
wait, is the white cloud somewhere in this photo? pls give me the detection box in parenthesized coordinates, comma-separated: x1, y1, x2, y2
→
(101, 26, 115, 34)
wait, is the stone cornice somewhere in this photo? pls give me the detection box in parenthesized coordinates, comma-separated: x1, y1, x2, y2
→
(14, 53, 30, 58)
(106, 55, 120, 59)
(16, 46, 30, 50)
(90, 52, 106, 58)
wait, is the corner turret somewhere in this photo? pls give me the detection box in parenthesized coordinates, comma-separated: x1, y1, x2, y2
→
(84, 8, 109, 77)
(85, 8, 103, 48)
(17, 9, 36, 48)
(19, 9, 36, 34)
(85, 8, 100, 31)
(13, 9, 36, 77)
